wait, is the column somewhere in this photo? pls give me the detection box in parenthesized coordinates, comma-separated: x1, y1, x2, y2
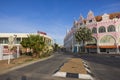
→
(116, 43, 119, 54)
(97, 45, 100, 54)
(77, 45, 79, 53)
(97, 38, 100, 54)
(0, 45, 3, 60)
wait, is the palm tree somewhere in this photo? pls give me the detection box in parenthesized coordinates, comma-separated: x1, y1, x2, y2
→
(21, 35, 45, 58)
(75, 27, 92, 53)
(20, 38, 30, 48)
(53, 43, 59, 51)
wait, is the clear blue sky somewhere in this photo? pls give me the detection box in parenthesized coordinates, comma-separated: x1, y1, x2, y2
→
(0, 0, 120, 45)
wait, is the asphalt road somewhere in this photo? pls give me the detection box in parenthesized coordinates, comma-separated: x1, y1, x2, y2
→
(80, 54, 120, 80)
(0, 52, 80, 80)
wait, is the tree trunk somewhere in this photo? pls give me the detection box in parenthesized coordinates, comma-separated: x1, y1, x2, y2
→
(82, 41, 85, 53)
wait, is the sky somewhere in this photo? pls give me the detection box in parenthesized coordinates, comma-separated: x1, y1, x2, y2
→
(0, 0, 120, 45)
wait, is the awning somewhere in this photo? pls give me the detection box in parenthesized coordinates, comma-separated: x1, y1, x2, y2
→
(99, 45, 116, 48)
(86, 45, 117, 48)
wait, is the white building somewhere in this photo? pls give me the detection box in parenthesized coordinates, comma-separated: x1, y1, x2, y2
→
(0, 31, 53, 60)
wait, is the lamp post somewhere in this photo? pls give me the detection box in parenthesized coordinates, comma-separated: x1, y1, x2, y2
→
(8, 35, 17, 64)
(14, 35, 18, 57)
(8, 36, 14, 64)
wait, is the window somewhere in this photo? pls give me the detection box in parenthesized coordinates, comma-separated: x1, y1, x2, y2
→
(107, 25, 115, 32)
(0, 38, 8, 44)
(22, 38, 27, 41)
(89, 20, 92, 23)
(92, 27, 97, 33)
(100, 48, 106, 52)
(99, 26, 106, 33)
(16, 38, 21, 44)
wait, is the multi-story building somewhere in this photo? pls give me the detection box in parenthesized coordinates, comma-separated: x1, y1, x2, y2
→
(64, 11, 120, 54)
(0, 31, 53, 60)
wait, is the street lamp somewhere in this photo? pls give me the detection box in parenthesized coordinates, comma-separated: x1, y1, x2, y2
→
(8, 36, 14, 64)
(14, 35, 18, 58)
(8, 35, 17, 64)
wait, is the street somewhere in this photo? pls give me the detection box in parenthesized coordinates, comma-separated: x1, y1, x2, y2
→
(1, 52, 120, 80)
(0, 52, 80, 80)
(80, 54, 120, 80)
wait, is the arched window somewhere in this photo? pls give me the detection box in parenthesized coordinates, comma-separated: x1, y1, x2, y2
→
(100, 35, 115, 45)
(92, 27, 97, 33)
(107, 25, 115, 32)
(99, 26, 106, 33)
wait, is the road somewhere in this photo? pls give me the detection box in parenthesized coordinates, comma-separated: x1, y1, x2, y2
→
(0, 52, 80, 80)
(80, 54, 120, 80)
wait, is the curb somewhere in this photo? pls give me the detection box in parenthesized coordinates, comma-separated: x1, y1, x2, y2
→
(82, 61, 92, 74)
(0, 55, 54, 75)
(82, 60, 94, 78)
(53, 72, 93, 80)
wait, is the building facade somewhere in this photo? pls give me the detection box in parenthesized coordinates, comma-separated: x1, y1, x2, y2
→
(0, 31, 53, 60)
(64, 11, 120, 54)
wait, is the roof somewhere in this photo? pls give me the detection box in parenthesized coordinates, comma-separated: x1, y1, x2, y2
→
(95, 12, 120, 22)
(80, 12, 120, 23)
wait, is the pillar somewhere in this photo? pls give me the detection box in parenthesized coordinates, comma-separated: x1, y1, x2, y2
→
(97, 39, 100, 54)
(116, 43, 119, 54)
(97, 45, 100, 54)
(77, 46, 79, 53)
(0, 45, 3, 60)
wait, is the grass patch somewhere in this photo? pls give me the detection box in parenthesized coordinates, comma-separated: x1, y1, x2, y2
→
(24, 58, 34, 62)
